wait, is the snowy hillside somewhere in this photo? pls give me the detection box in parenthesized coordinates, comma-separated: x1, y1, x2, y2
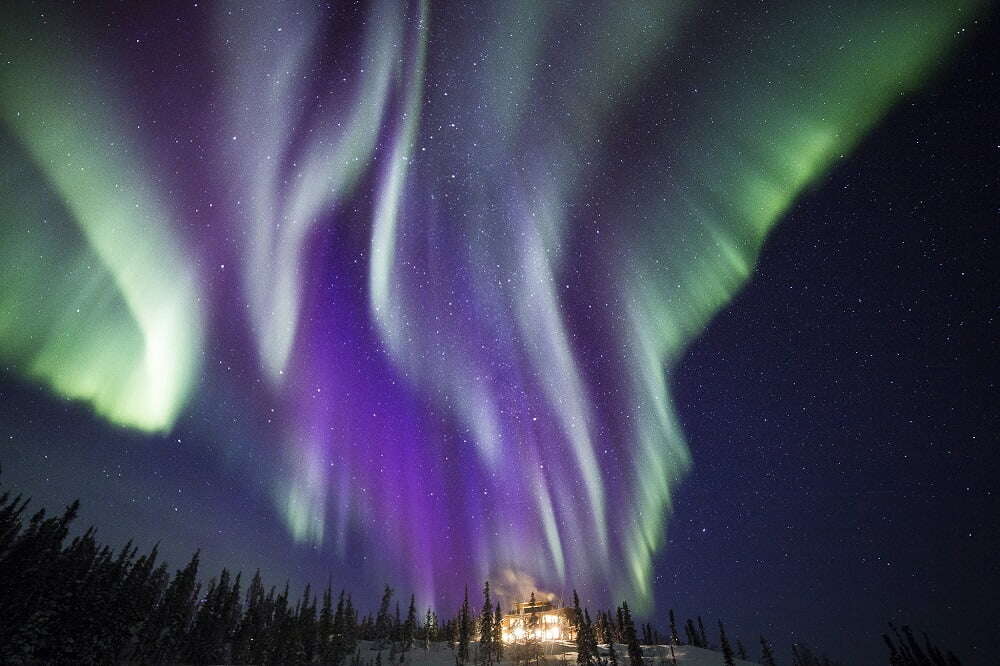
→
(361, 641, 759, 666)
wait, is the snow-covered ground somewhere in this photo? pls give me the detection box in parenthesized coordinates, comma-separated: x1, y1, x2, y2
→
(358, 641, 759, 666)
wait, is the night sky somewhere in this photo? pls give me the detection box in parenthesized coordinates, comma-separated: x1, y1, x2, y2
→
(1, 1, 997, 664)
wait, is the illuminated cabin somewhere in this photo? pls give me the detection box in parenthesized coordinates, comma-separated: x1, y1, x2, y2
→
(500, 600, 576, 643)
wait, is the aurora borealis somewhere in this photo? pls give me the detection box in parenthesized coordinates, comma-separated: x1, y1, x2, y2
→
(2, 1, 998, 662)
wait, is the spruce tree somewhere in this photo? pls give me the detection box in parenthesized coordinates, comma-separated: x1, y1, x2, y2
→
(233, 570, 266, 663)
(883, 634, 905, 666)
(0, 497, 80, 662)
(903, 625, 930, 665)
(607, 637, 618, 666)
(718, 621, 735, 666)
(923, 630, 955, 666)
(594, 611, 607, 645)
(376, 586, 394, 650)
(458, 586, 471, 664)
(574, 590, 592, 666)
(737, 639, 748, 661)
(789, 643, 837, 666)
(137, 549, 201, 663)
(222, 572, 242, 661)
(585, 609, 599, 663)
(404, 594, 417, 655)
(269, 581, 293, 663)
(480, 582, 493, 665)
(684, 619, 697, 648)
(112, 543, 167, 661)
(334, 591, 350, 662)
(620, 601, 642, 666)
(300, 584, 318, 664)
(319, 584, 334, 663)
(94, 541, 139, 662)
(668, 610, 679, 645)
(696, 616, 708, 649)
(395, 601, 402, 648)
(493, 602, 504, 663)
(759, 635, 777, 666)
(184, 571, 230, 663)
(38, 528, 104, 663)
(345, 594, 358, 655)
(525, 591, 540, 664)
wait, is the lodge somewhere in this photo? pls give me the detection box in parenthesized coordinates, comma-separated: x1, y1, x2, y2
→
(500, 599, 576, 643)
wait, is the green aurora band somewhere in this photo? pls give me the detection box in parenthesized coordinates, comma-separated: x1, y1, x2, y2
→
(612, 3, 989, 602)
(0, 18, 204, 433)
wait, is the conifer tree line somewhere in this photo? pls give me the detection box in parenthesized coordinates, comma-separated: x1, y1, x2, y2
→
(0, 477, 968, 664)
(882, 623, 962, 666)
(0, 480, 437, 665)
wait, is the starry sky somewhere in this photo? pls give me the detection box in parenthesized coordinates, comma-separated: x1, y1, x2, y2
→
(1, 1, 997, 664)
